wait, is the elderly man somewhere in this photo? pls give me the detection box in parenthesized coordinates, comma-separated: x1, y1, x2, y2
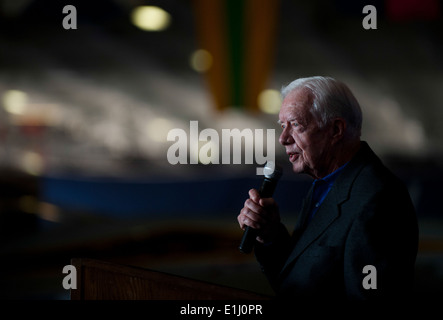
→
(238, 76, 418, 300)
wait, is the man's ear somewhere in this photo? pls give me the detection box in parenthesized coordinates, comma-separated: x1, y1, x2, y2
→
(331, 118, 346, 143)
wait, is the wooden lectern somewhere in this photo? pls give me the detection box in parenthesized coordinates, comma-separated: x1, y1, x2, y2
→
(71, 258, 271, 300)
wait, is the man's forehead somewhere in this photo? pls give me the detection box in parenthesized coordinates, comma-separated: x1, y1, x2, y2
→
(280, 95, 310, 116)
(284, 87, 312, 104)
(279, 106, 303, 120)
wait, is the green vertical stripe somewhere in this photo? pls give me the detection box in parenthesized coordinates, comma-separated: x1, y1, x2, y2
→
(226, 0, 245, 108)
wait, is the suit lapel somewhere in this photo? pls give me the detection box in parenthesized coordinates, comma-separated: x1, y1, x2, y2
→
(292, 187, 313, 236)
(281, 186, 342, 274)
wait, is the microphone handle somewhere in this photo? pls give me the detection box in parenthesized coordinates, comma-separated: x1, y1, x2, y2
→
(239, 178, 278, 254)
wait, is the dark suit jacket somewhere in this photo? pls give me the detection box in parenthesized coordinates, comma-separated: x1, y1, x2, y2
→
(255, 142, 419, 300)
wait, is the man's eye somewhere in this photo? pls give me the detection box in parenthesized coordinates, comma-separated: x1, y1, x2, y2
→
(280, 121, 298, 129)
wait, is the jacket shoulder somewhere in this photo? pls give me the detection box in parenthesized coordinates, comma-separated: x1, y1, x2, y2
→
(341, 142, 410, 197)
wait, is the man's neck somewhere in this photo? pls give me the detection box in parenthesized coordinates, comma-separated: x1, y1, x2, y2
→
(314, 140, 361, 179)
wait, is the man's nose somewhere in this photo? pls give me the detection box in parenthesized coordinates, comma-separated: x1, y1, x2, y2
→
(279, 127, 294, 145)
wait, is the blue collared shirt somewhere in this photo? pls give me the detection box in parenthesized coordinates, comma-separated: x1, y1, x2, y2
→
(307, 162, 349, 223)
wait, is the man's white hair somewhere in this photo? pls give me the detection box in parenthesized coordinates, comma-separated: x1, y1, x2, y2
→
(281, 76, 363, 139)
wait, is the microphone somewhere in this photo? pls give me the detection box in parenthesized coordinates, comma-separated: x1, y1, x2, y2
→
(239, 161, 283, 254)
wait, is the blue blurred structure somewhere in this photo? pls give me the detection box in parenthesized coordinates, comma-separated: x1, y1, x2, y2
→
(40, 174, 311, 219)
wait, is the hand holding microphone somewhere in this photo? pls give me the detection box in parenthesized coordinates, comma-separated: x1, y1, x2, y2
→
(238, 162, 282, 253)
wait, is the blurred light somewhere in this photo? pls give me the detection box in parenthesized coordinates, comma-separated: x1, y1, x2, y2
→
(147, 117, 175, 142)
(18, 196, 61, 224)
(38, 202, 61, 223)
(2, 90, 28, 115)
(190, 49, 213, 73)
(21, 151, 44, 176)
(131, 6, 171, 31)
(378, 97, 426, 151)
(258, 89, 281, 114)
(405, 120, 426, 149)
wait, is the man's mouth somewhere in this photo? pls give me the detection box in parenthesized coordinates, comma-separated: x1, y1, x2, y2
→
(287, 152, 299, 162)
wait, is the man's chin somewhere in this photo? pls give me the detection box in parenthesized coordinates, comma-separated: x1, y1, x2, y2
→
(291, 162, 305, 174)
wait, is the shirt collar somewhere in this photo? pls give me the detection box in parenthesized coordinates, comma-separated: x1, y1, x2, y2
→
(313, 162, 349, 187)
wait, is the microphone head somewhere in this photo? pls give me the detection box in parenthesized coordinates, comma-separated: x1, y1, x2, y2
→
(263, 161, 283, 180)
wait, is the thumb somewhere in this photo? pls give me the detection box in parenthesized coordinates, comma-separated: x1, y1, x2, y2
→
(259, 197, 276, 208)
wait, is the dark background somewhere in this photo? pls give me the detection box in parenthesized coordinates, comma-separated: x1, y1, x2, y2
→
(0, 0, 442, 300)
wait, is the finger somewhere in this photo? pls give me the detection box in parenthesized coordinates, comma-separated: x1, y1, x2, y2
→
(241, 215, 262, 230)
(256, 236, 265, 244)
(244, 198, 266, 216)
(248, 188, 261, 203)
(242, 207, 268, 227)
(259, 197, 278, 208)
(238, 207, 259, 229)
(238, 208, 249, 229)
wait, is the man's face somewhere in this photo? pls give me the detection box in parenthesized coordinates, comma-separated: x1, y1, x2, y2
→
(278, 88, 333, 179)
